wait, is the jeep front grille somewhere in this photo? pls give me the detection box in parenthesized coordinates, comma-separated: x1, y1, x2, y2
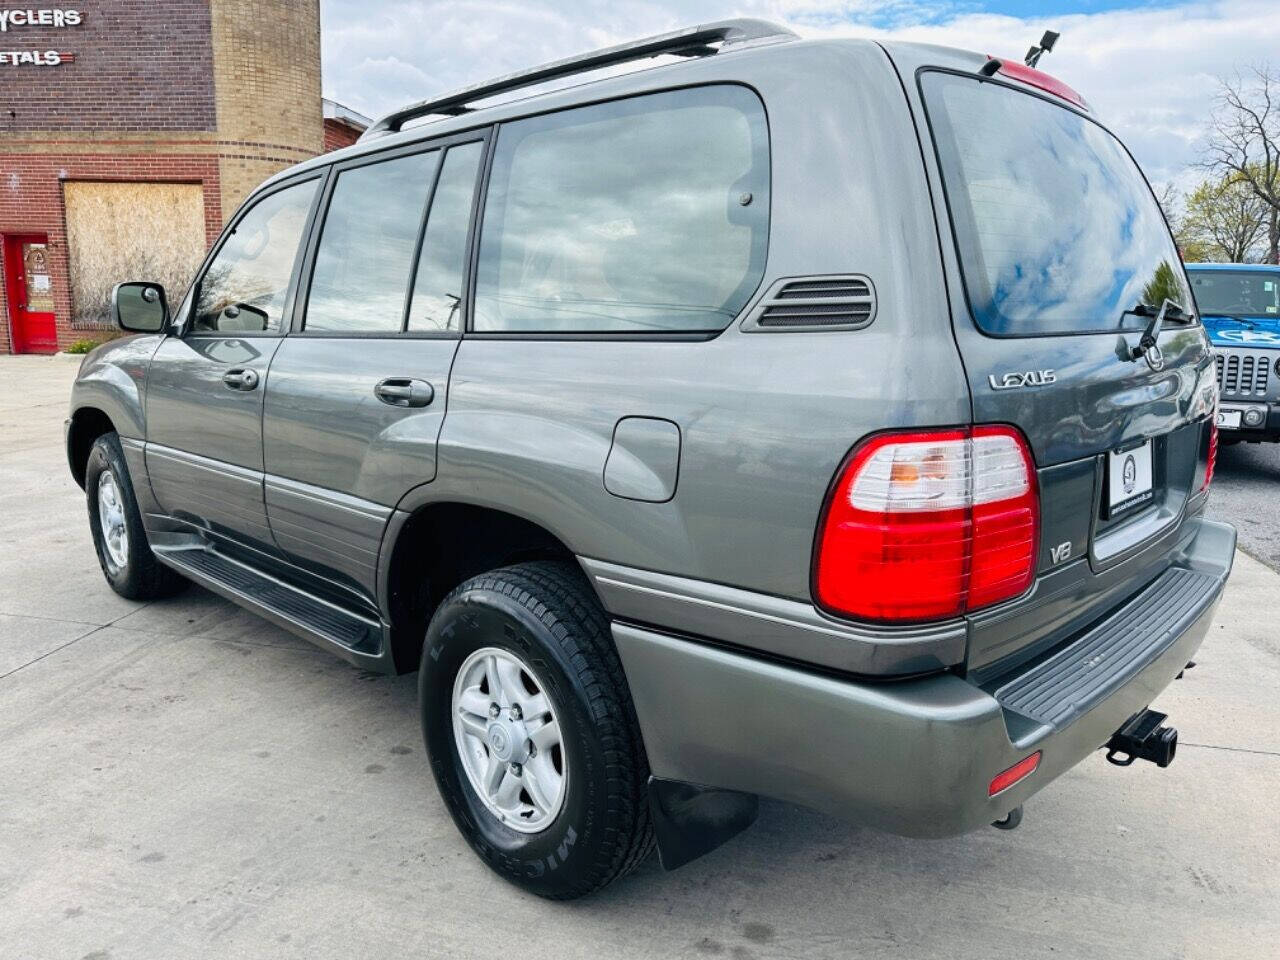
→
(1215, 350, 1272, 399)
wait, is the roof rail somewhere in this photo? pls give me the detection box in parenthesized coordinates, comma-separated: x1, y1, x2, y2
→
(359, 18, 797, 141)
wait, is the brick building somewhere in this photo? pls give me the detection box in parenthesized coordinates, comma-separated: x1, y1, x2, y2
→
(0, 1, 369, 354)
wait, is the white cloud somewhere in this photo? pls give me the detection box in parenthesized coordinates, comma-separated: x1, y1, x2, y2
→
(320, 0, 1280, 189)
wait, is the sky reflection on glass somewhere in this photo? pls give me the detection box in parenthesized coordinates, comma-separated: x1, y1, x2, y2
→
(307, 150, 439, 332)
(925, 73, 1188, 336)
(475, 87, 769, 333)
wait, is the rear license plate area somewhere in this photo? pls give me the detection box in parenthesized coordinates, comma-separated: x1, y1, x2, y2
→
(1105, 439, 1154, 519)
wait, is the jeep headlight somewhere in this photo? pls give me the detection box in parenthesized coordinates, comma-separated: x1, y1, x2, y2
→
(1189, 363, 1218, 421)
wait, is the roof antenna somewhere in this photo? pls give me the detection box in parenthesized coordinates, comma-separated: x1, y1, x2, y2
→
(1024, 30, 1059, 68)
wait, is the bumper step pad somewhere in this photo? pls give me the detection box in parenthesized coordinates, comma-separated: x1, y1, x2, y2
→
(995, 567, 1217, 729)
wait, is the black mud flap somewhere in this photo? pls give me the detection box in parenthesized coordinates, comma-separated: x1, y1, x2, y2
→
(648, 777, 759, 871)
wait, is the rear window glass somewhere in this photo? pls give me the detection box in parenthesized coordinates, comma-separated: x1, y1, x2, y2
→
(922, 71, 1190, 337)
(1188, 270, 1280, 317)
(474, 85, 769, 334)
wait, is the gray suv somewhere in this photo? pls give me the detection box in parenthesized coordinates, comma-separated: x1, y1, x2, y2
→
(66, 20, 1234, 899)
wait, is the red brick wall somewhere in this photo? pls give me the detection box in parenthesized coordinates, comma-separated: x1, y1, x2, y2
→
(0, 154, 221, 353)
(0, 1, 216, 133)
(0, 0, 326, 353)
(323, 119, 362, 153)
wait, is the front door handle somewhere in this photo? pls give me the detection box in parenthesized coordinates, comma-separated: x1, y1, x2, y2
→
(375, 377, 434, 408)
(222, 368, 259, 391)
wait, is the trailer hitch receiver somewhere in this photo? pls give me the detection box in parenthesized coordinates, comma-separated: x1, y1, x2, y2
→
(1105, 709, 1177, 768)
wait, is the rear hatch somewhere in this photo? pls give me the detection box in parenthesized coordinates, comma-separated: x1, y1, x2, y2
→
(906, 58, 1217, 678)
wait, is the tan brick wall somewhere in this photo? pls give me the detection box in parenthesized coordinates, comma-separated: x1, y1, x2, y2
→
(210, 0, 323, 217)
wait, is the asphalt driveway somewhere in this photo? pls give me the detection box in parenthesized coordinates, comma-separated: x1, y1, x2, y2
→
(2, 354, 1278, 960)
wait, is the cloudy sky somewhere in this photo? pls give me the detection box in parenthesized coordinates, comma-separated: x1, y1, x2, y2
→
(318, 0, 1280, 194)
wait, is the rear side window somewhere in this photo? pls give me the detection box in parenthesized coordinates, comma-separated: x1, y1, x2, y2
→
(408, 142, 484, 331)
(306, 150, 440, 332)
(474, 85, 769, 334)
(923, 71, 1189, 336)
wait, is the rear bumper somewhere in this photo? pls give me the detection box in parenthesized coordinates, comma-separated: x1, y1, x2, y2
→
(615, 517, 1235, 837)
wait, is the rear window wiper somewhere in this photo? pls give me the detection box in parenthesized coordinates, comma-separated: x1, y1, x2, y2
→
(1123, 298, 1192, 362)
(1121, 299, 1192, 323)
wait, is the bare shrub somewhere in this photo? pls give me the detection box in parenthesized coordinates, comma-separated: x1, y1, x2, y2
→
(63, 182, 207, 327)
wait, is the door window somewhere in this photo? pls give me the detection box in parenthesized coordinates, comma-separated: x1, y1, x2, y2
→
(473, 86, 769, 334)
(407, 142, 483, 332)
(193, 179, 318, 334)
(306, 150, 441, 332)
(22, 243, 54, 312)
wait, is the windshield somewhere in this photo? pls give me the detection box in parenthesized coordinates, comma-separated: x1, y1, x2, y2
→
(1188, 269, 1280, 318)
(922, 71, 1190, 337)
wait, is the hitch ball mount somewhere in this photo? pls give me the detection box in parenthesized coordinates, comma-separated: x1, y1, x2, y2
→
(1105, 709, 1178, 768)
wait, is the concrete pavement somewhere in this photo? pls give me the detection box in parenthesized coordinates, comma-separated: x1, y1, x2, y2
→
(1, 353, 1278, 960)
(1209, 440, 1280, 572)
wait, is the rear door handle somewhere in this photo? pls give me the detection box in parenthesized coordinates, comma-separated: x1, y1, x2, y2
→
(375, 377, 434, 408)
(222, 368, 259, 391)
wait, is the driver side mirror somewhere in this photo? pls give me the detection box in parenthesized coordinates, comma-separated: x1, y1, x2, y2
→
(112, 282, 169, 333)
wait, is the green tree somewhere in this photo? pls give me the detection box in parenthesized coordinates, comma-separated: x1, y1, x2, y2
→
(1180, 176, 1268, 262)
(1202, 65, 1280, 263)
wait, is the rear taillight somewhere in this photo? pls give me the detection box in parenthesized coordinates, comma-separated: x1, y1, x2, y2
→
(1203, 417, 1218, 492)
(814, 426, 1039, 623)
(1191, 362, 1218, 495)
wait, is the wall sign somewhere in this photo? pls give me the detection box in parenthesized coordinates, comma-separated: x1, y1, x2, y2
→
(0, 7, 80, 66)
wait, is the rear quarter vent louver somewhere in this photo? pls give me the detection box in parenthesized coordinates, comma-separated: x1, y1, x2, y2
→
(741, 275, 877, 332)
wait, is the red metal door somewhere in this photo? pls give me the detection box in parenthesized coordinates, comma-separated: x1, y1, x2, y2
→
(3, 234, 58, 354)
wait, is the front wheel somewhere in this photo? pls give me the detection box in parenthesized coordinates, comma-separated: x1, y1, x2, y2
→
(85, 432, 186, 600)
(419, 561, 654, 899)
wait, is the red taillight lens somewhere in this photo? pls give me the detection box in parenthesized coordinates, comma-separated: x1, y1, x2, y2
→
(989, 751, 1041, 797)
(1202, 417, 1218, 492)
(814, 426, 1038, 623)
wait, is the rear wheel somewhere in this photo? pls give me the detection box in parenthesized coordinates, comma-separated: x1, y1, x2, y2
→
(85, 432, 186, 600)
(419, 561, 654, 899)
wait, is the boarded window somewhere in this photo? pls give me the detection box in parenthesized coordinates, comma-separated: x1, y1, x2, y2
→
(64, 182, 207, 326)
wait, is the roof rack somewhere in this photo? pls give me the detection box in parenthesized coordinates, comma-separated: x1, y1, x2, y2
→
(359, 18, 797, 141)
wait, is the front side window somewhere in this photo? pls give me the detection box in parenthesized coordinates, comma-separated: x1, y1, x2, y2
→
(306, 150, 440, 332)
(474, 85, 769, 334)
(923, 71, 1190, 336)
(193, 179, 317, 334)
(1189, 269, 1280, 317)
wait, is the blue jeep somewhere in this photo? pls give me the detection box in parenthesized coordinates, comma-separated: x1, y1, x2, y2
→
(1186, 262, 1280, 442)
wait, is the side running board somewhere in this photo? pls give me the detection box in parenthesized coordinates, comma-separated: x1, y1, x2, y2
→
(153, 546, 393, 673)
